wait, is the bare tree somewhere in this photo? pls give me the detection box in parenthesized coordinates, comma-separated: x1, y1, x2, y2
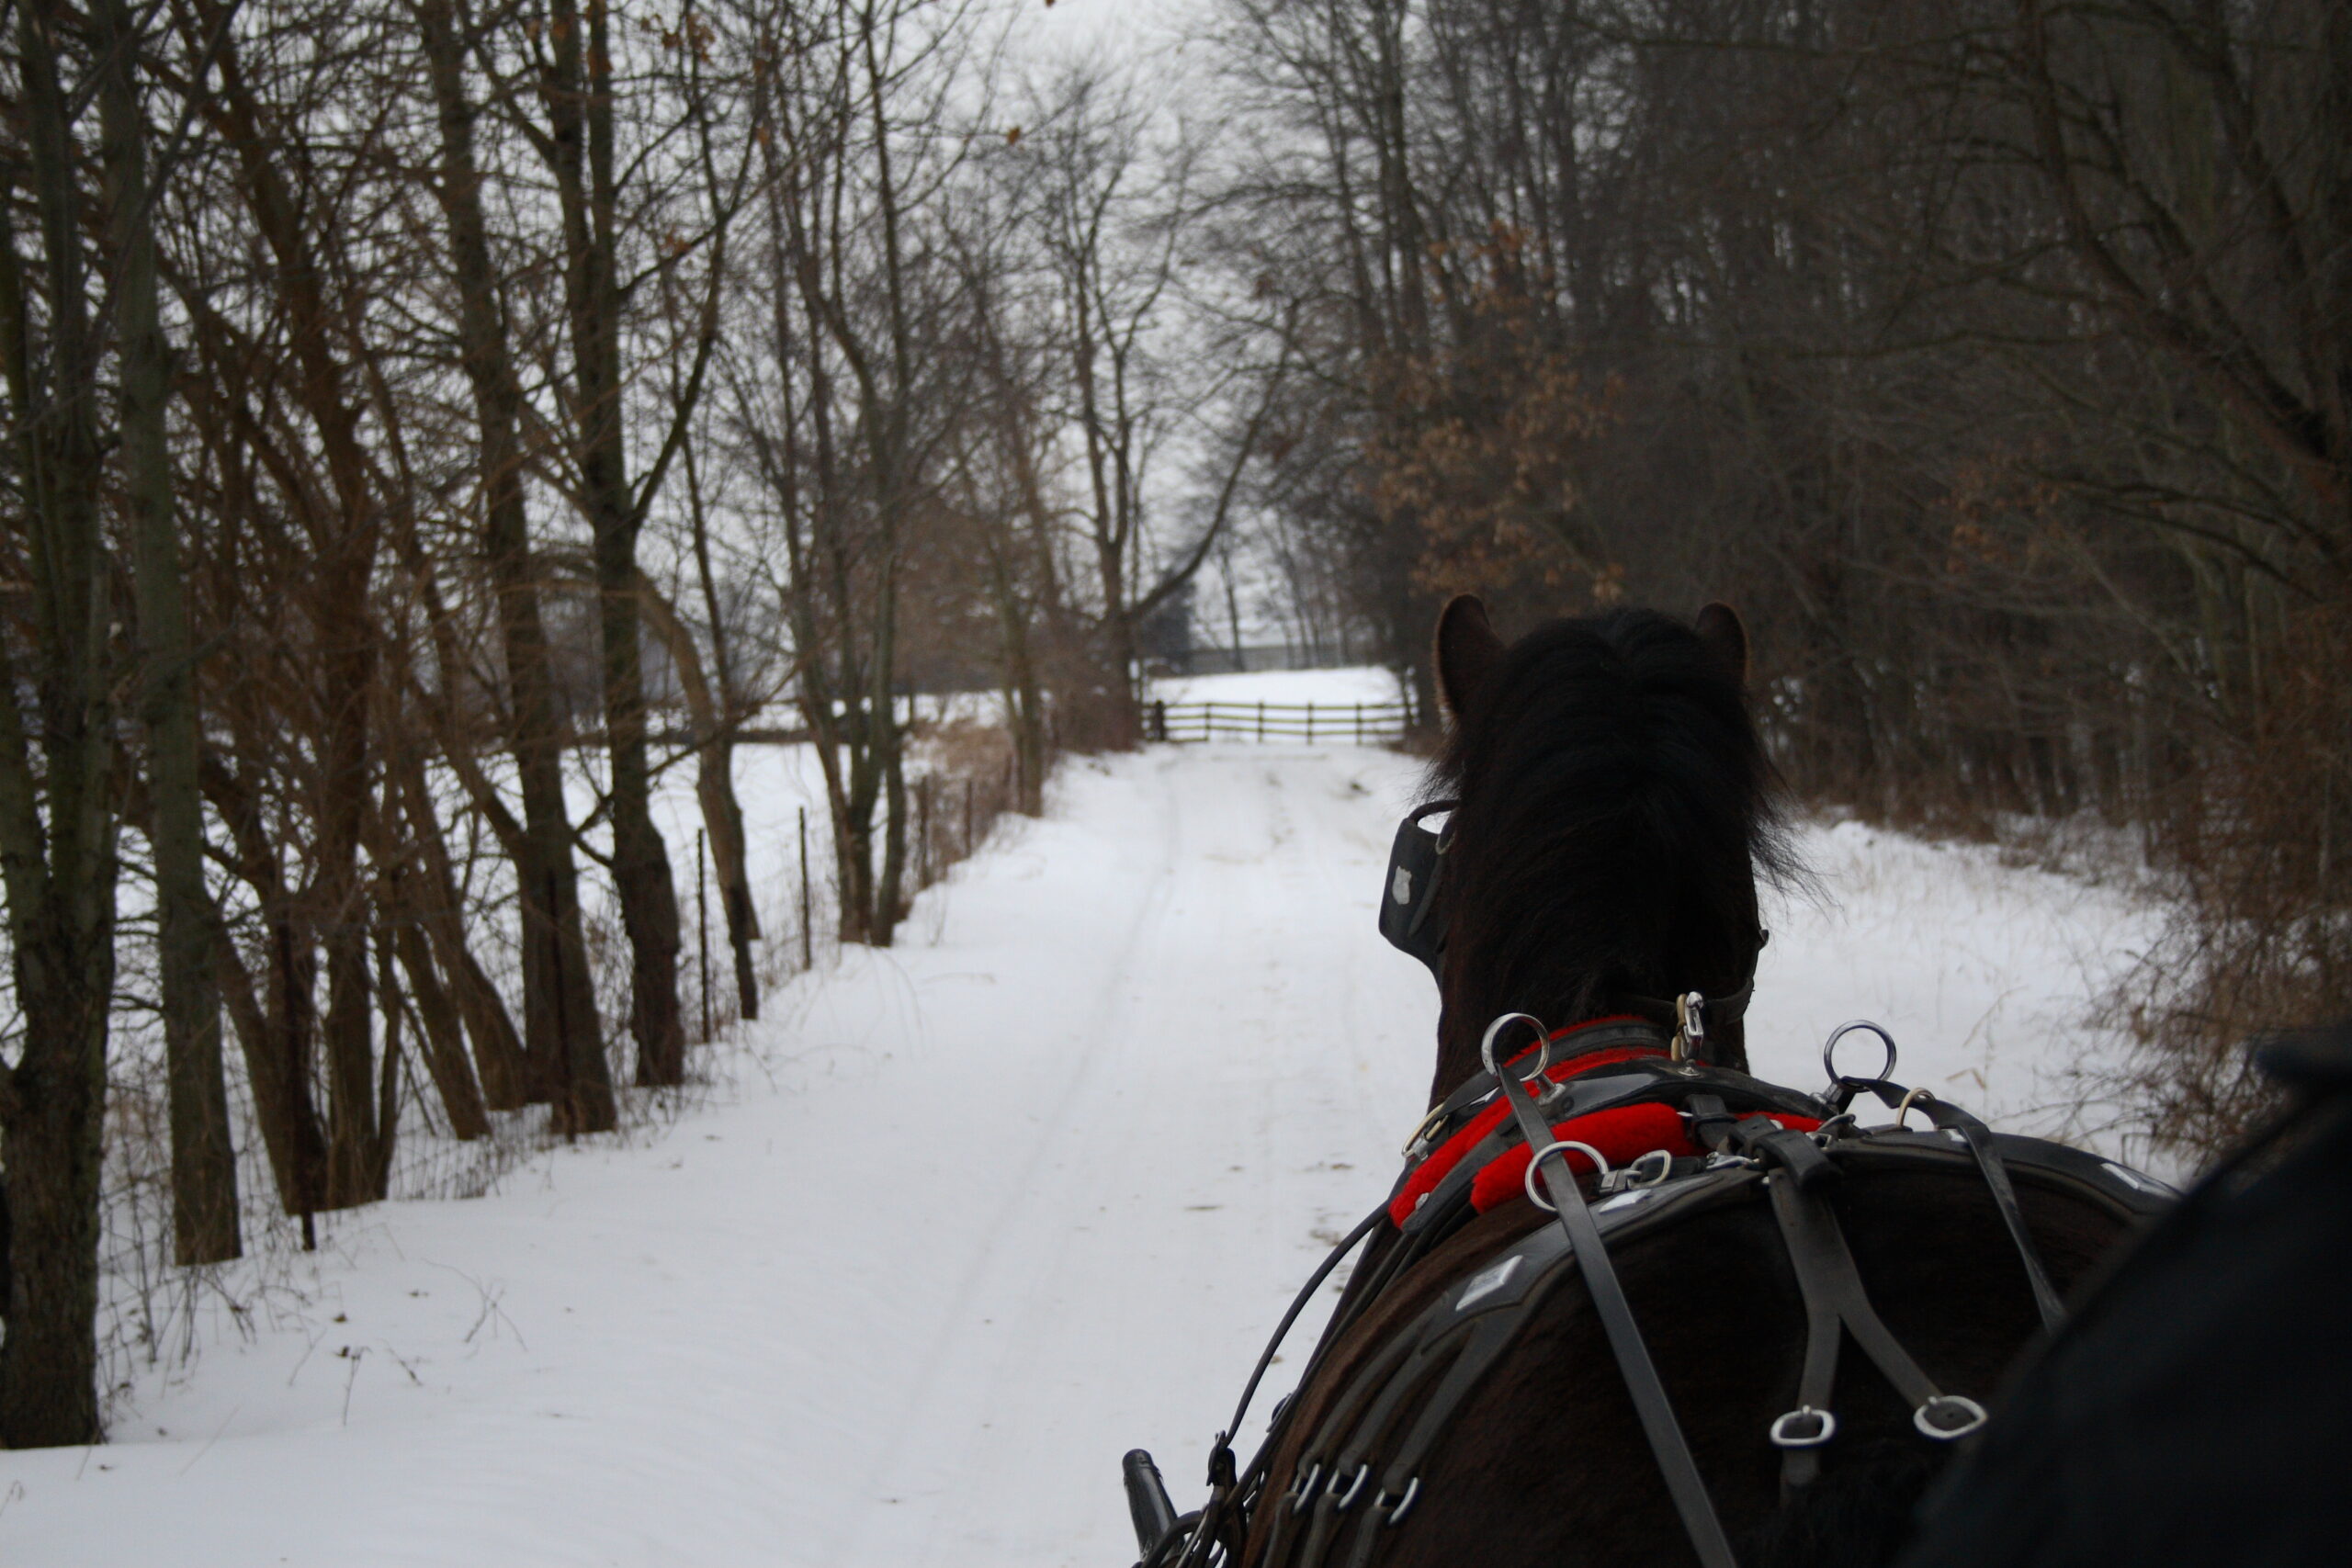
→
(98, 0, 240, 1265)
(0, 0, 130, 1446)
(414, 0, 608, 1123)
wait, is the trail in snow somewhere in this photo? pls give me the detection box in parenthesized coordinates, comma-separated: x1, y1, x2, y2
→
(2, 743, 2158, 1567)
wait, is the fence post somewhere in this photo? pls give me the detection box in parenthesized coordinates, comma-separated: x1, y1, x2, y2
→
(1257, 700, 1265, 741)
(1306, 700, 1315, 742)
(696, 827, 710, 1041)
(798, 806, 813, 969)
(918, 775, 933, 886)
(1354, 703, 1363, 744)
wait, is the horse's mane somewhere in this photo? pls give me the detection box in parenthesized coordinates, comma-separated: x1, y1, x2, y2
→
(1427, 608, 1801, 1100)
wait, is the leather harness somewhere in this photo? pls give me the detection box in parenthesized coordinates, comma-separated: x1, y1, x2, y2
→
(1141, 1016, 2174, 1568)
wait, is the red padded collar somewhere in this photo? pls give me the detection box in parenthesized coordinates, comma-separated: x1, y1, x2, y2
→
(1388, 1017, 1668, 1225)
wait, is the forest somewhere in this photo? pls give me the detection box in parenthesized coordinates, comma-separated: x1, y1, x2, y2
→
(1, 0, 2344, 1450)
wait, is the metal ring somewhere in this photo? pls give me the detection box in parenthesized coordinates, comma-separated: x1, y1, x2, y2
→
(1479, 1013, 1553, 1086)
(1329, 1463, 1369, 1510)
(1289, 1461, 1321, 1513)
(1822, 1020, 1899, 1087)
(1914, 1395, 1989, 1440)
(1627, 1148, 1674, 1189)
(1769, 1405, 1838, 1449)
(1894, 1087, 1936, 1129)
(1523, 1140, 1611, 1211)
(1378, 1476, 1421, 1526)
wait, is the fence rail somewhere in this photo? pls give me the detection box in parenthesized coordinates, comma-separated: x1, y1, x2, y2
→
(1148, 698, 1414, 745)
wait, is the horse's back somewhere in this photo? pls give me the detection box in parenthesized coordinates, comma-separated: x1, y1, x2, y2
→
(1251, 1163, 2132, 1568)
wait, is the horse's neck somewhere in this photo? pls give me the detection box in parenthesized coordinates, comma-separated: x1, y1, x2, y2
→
(1429, 950, 1753, 1106)
(1428, 957, 1607, 1103)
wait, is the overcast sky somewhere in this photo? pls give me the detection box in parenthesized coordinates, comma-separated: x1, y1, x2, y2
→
(1003, 0, 1221, 85)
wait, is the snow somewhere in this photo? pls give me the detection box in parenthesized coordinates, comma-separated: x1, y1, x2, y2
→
(3, 743, 2160, 1566)
(1146, 664, 1405, 708)
(1748, 818, 2159, 1158)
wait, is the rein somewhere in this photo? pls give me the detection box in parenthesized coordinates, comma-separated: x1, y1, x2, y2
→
(1128, 1016, 2174, 1568)
(1487, 1014, 1737, 1567)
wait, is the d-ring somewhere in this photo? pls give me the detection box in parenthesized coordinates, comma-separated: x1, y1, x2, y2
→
(1479, 1012, 1553, 1086)
(1769, 1405, 1838, 1448)
(1915, 1395, 1988, 1439)
(1523, 1140, 1611, 1211)
(1822, 1020, 1899, 1087)
(1894, 1087, 1935, 1129)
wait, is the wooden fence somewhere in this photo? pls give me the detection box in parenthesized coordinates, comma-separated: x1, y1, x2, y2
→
(1148, 698, 1414, 745)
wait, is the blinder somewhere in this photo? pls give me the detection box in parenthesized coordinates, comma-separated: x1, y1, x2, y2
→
(1377, 800, 1763, 1036)
(1378, 801, 1457, 977)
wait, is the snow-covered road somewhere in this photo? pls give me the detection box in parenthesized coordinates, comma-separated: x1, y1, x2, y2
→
(2, 744, 2158, 1566)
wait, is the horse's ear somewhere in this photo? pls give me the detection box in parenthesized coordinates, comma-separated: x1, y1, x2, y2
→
(1694, 602, 1748, 689)
(1434, 594, 1505, 720)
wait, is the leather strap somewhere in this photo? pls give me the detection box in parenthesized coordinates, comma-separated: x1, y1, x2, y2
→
(1770, 1168, 1846, 1493)
(1769, 1172, 1946, 1411)
(1763, 1158, 1979, 1486)
(1495, 1034, 1740, 1568)
(1920, 1100, 2065, 1329)
(1731, 1117, 1838, 1190)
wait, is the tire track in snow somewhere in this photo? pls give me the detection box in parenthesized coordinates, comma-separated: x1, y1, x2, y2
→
(837, 748, 1435, 1567)
(823, 753, 1195, 1566)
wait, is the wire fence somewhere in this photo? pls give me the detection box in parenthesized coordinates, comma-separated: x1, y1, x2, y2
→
(1147, 699, 1416, 746)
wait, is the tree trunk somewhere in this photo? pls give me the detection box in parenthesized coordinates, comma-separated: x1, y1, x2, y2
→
(416, 0, 604, 1113)
(209, 919, 303, 1208)
(639, 571, 761, 1023)
(315, 637, 380, 1210)
(388, 752, 532, 1112)
(0, 0, 123, 1443)
(379, 893, 488, 1139)
(201, 751, 331, 1224)
(685, 448, 761, 1019)
(985, 540, 1048, 817)
(96, 0, 238, 1264)
(363, 798, 491, 1141)
(544, 0, 680, 1098)
(206, 10, 388, 1208)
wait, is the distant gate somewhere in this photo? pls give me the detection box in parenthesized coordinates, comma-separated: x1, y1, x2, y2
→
(1147, 699, 1414, 745)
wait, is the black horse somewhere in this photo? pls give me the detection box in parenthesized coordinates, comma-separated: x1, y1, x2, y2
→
(1148, 600, 2159, 1568)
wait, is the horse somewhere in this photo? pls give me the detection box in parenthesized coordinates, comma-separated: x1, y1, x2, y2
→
(1136, 599, 2165, 1568)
